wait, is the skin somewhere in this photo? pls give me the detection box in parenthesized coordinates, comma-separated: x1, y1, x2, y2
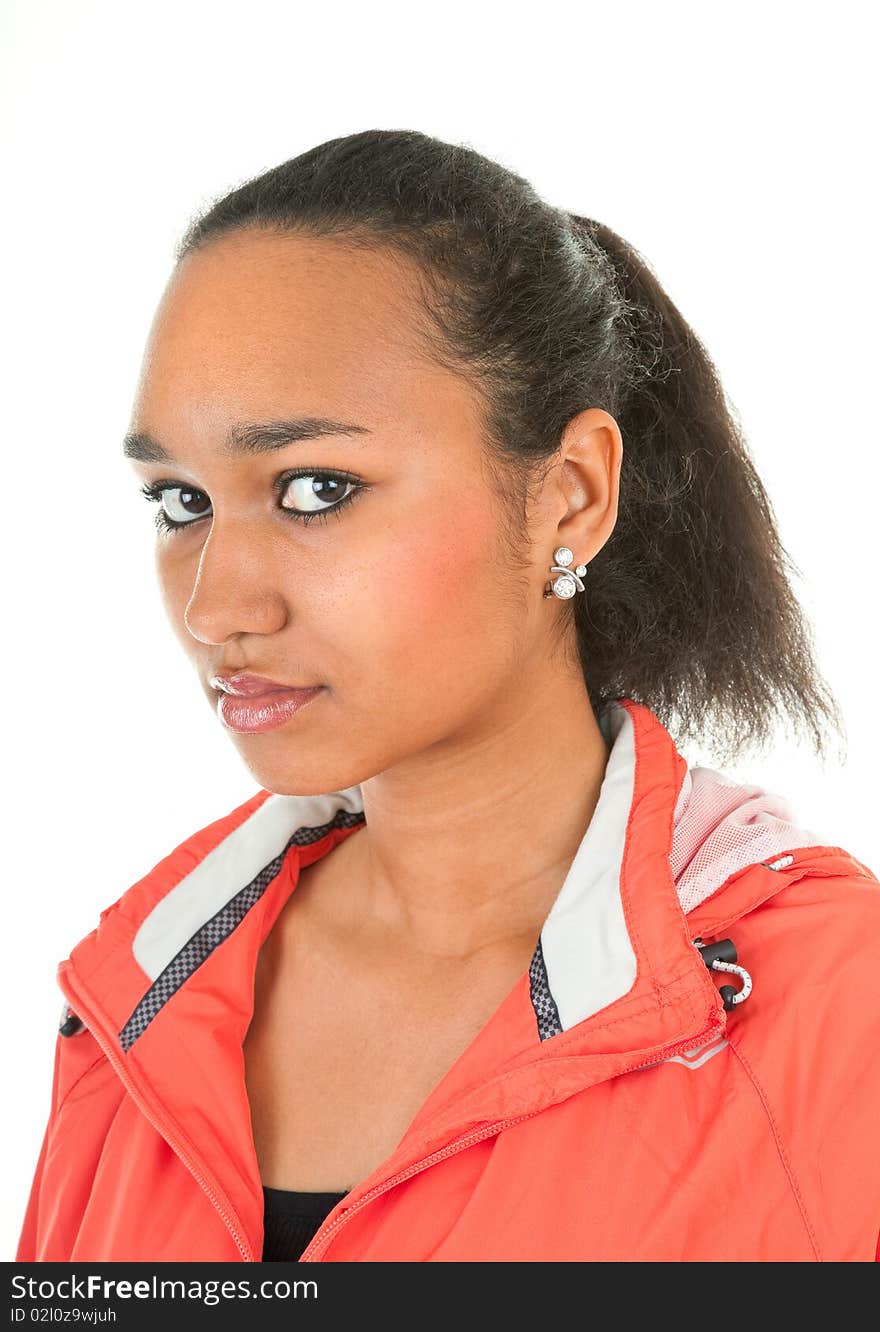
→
(126, 228, 623, 964)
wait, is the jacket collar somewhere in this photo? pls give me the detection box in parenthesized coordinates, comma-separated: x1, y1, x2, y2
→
(61, 698, 703, 1058)
(56, 697, 858, 1257)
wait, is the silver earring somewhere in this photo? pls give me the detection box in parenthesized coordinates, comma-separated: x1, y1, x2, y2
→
(543, 546, 587, 599)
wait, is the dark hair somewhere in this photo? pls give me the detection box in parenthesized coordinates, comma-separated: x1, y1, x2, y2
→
(175, 128, 845, 768)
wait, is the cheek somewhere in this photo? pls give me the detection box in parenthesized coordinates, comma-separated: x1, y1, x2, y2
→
(334, 506, 511, 673)
(391, 527, 478, 622)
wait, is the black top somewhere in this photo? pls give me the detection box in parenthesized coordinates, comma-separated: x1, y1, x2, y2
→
(261, 1185, 349, 1262)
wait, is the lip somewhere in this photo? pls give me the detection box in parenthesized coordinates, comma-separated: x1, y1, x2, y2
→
(216, 685, 325, 734)
(210, 672, 321, 698)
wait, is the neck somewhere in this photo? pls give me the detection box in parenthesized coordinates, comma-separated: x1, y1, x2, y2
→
(321, 659, 611, 961)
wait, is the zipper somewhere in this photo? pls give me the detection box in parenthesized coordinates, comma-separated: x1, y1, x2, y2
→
(299, 1013, 725, 1262)
(299, 1111, 546, 1261)
(623, 1015, 726, 1076)
(58, 974, 255, 1263)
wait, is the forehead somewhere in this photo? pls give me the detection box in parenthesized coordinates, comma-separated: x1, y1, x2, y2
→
(133, 229, 457, 437)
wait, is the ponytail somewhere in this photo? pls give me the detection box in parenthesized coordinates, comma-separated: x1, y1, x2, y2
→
(560, 214, 844, 763)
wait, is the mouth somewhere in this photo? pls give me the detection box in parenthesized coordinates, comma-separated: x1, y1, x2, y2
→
(210, 672, 322, 698)
(215, 684, 326, 735)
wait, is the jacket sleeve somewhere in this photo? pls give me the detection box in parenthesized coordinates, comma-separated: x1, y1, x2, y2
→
(15, 1030, 63, 1262)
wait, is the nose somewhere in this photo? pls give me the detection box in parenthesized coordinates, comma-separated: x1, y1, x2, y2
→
(182, 513, 289, 645)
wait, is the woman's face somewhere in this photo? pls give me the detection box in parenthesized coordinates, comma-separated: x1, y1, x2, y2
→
(125, 229, 563, 795)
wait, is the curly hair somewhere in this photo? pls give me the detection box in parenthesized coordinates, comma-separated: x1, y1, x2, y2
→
(175, 128, 845, 769)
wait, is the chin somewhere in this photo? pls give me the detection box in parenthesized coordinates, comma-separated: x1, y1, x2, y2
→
(228, 745, 366, 798)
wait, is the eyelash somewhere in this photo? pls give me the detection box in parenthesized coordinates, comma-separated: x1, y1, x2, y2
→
(138, 468, 367, 534)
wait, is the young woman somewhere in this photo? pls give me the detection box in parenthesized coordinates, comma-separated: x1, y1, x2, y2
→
(16, 129, 879, 1263)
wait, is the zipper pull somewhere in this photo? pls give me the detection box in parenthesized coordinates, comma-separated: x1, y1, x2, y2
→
(693, 938, 753, 1011)
(58, 1000, 85, 1037)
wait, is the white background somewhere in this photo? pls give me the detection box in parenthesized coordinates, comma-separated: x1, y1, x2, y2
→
(2, 0, 877, 1257)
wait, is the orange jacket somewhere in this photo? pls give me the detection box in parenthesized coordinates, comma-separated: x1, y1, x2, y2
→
(15, 699, 880, 1261)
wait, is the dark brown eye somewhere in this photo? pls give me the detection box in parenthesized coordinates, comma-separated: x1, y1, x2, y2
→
(138, 481, 213, 533)
(160, 487, 212, 524)
(281, 474, 354, 515)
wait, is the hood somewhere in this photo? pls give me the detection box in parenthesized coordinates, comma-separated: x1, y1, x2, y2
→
(53, 697, 870, 1258)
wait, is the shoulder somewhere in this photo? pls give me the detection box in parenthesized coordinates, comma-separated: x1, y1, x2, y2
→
(723, 844, 880, 1028)
(720, 851, 880, 1141)
(53, 786, 276, 1050)
(718, 851, 880, 1257)
(68, 788, 276, 958)
(733, 848, 880, 994)
(693, 844, 880, 1115)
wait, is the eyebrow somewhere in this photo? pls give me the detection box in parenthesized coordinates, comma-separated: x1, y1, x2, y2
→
(122, 417, 372, 463)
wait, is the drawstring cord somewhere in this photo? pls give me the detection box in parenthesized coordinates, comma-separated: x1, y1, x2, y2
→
(706, 957, 753, 1006)
(693, 938, 753, 1011)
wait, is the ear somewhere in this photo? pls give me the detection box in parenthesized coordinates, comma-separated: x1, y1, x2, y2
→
(552, 408, 623, 565)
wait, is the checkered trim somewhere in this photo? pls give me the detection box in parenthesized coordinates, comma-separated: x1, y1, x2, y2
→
(118, 807, 365, 1052)
(529, 936, 562, 1040)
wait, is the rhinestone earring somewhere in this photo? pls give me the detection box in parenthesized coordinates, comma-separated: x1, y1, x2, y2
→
(543, 546, 587, 599)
